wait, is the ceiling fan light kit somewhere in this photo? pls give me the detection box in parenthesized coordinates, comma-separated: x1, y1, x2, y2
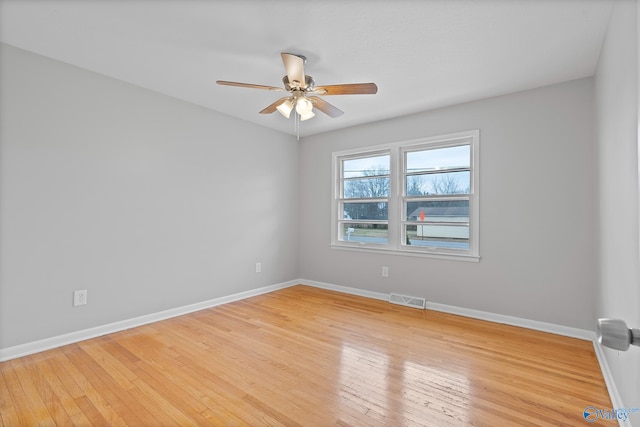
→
(217, 52, 378, 136)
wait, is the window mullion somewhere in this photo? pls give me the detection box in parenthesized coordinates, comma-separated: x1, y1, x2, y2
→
(387, 146, 401, 249)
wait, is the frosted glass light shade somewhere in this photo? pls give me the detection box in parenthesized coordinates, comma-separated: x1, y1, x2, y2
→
(295, 97, 313, 114)
(276, 99, 293, 118)
(300, 110, 315, 121)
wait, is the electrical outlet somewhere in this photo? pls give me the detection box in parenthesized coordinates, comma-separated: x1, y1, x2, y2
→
(73, 290, 87, 306)
(382, 266, 389, 277)
(256, 262, 262, 273)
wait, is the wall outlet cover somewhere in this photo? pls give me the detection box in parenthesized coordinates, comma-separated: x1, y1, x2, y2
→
(73, 290, 87, 306)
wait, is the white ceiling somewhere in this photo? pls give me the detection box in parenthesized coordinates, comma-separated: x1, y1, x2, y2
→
(0, 0, 613, 137)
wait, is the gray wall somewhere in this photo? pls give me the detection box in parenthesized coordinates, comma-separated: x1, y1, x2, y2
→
(594, 0, 640, 417)
(299, 77, 597, 330)
(0, 44, 299, 348)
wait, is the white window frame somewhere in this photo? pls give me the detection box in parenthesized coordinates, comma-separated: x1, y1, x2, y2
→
(331, 130, 479, 262)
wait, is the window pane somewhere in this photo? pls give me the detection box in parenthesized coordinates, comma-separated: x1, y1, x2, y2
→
(343, 155, 390, 178)
(406, 200, 469, 222)
(405, 224, 469, 249)
(406, 145, 469, 173)
(342, 223, 388, 244)
(406, 171, 470, 196)
(344, 177, 390, 198)
(343, 202, 388, 220)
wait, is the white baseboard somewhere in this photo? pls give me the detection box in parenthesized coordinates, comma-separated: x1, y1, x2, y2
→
(299, 279, 594, 341)
(592, 341, 628, 426)
(301, 279, 389, 302)
(425, 301, 595, 340)
(0, 280, 298, 362)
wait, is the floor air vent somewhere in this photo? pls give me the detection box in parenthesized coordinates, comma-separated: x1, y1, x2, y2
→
(389, 293, 426, 309)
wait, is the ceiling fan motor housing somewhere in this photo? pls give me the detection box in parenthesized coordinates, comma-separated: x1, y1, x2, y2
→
(283, 75, 315, 91)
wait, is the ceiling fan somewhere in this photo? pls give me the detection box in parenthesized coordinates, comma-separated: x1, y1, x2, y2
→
(217, 52, 378, 122)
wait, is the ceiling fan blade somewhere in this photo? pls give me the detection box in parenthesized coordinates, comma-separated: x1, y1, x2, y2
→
(281, 52, 307, 89)
(217, 80, 283, 91)
(309, 96, 344, 118)
(259, 97, 290, 114)
(313, 83, 378, 95)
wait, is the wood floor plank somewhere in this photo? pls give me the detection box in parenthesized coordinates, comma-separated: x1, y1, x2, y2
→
(3, 358, 56, 426)
(174, 360, 284, 426)
(0, 285, 612, 426)
(77, 338, 138, 391)
(20, 353, 76, 426)
(60, 344, 149, 426)
(73, 395, 110, 426)
(0, 367, 21, 427)
(28, 351, 93, 426)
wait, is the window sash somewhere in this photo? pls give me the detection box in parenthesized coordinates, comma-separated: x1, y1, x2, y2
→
(337, 150, 390, 245)
(402, 195, 471, 251)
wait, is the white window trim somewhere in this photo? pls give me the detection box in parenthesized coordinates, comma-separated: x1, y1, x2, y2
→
(331, 130, 480, 262)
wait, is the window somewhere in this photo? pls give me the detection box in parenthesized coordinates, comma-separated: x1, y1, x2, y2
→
(332, 130, 479, 261)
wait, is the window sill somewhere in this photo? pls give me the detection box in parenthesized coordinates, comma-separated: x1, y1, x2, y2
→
(330, 243, 480, 262)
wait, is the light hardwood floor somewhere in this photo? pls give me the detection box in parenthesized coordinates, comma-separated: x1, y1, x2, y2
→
(1, 285, 611, 426)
